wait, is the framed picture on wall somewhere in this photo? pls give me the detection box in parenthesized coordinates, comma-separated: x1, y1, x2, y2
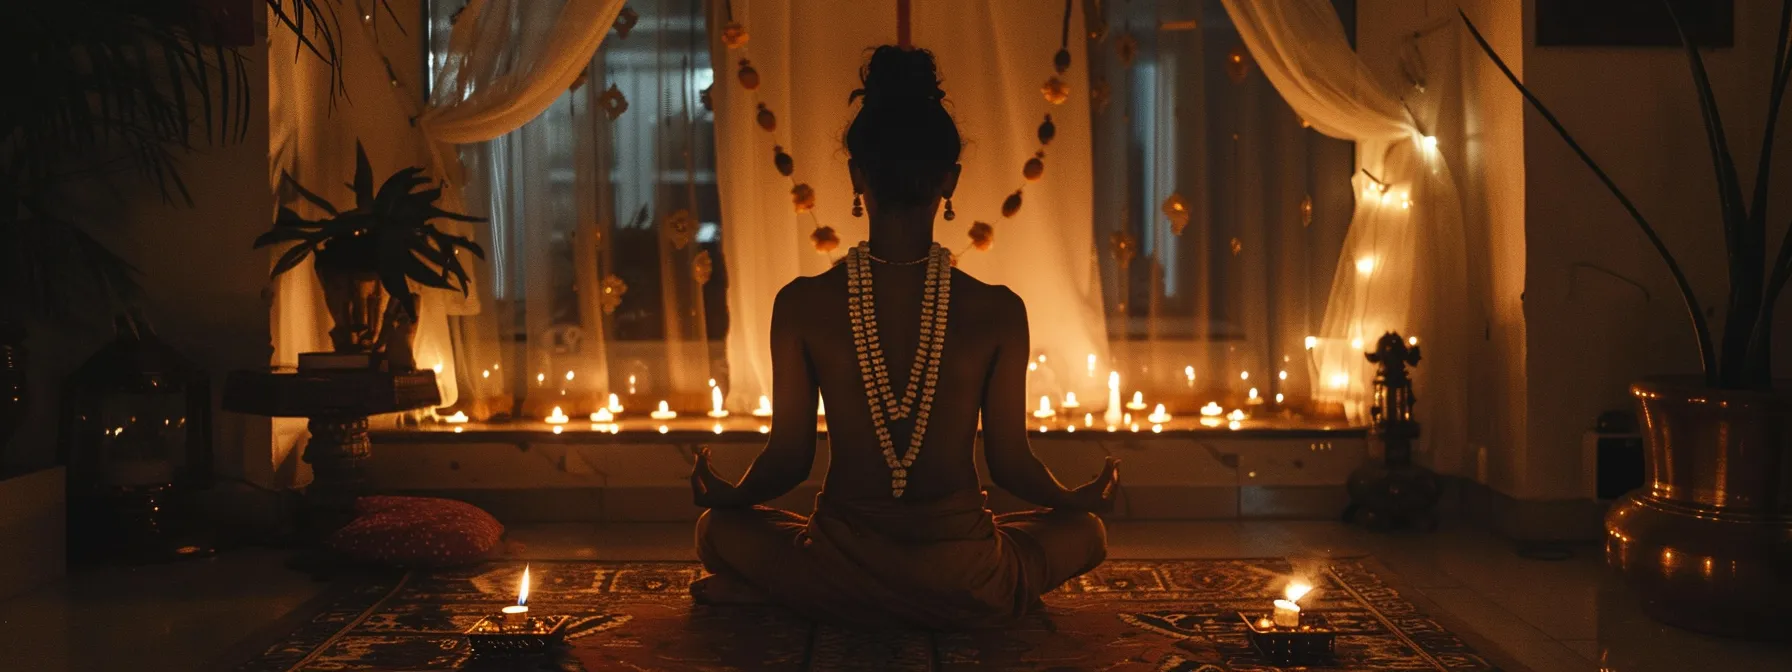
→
(1536, 0, 1733, 48)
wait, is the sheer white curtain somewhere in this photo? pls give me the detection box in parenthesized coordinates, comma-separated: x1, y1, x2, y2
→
(1220, 0, 1469, 472)
(711, 0, 1109, 411)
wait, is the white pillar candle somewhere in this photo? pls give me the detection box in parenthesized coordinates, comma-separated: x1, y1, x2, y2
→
(707, 386, 729, 418)
(1104, 371, 1123, 426)
(650, 401, 677, 420)
(1272, 599, 1301, 628)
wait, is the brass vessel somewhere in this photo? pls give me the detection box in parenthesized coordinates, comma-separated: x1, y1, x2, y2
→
(1605, 378, 1792, 640)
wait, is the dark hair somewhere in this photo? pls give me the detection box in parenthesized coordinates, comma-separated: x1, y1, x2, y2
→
(846, 46, 962, 208)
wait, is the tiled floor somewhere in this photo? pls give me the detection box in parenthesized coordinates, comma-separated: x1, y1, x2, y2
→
(1, 522, 1786, 671)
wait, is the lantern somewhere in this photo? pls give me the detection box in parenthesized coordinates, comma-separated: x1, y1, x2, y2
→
(62, 317, 213, 563)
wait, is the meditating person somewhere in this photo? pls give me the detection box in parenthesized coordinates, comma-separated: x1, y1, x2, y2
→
(689, 46, 1119, 630)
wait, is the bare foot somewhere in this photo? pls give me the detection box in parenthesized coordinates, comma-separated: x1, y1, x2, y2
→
(690, 575, 770, 605)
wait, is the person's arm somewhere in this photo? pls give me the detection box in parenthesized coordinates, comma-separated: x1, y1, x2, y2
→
(979, 289, 1119, 512)
(692, 282, 820, 509)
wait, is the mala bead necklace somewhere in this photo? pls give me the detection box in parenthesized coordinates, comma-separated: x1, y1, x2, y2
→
(847, 241, 950, 498)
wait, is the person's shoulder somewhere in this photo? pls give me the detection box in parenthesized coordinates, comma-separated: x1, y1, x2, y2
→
(948, 269, 1026, 319)
(776, 264, 843, 301)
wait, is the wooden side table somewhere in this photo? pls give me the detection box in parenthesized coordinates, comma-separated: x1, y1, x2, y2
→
(223, 369, 439, 536)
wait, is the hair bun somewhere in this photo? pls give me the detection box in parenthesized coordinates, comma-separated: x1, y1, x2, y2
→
(851, 46, 945, 107)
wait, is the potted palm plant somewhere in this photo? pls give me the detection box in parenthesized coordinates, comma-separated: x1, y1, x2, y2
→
(255, 143, 485, 371)
(1463, 3, 1791, 639)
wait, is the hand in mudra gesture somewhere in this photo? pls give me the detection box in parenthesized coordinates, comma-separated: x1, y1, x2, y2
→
(1065, 457, 1121, 514)
(690, 447, 741, 509)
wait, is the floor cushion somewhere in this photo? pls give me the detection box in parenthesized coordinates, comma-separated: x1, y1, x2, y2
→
(328, 495, 504, 567)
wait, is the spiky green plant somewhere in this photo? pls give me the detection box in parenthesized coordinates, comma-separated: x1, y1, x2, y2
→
(255, 142, 486, 319)
(1462, 1, 1792, 390)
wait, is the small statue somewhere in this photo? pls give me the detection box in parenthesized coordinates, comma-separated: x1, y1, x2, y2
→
(1344, 331, 1440, 531)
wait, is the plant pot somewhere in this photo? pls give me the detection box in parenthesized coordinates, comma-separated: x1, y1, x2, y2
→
(1605, 377, 1792, 640)
(316, 269, 386, 353)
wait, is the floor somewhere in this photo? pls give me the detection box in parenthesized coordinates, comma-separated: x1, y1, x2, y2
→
(0, 522, 1785, 672)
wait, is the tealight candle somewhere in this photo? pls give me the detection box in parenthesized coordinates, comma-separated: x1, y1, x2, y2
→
(1061, 392, 1080, 409)
(1033, 396, 1056, 419)
(1228, 409, 1247, 422)
(545, 407, 570, 424)
(591, 408, 614, 423)
(1147, 403, 1171, 424)
(1248, 388, 1263, 405)
(504, 565, 531, 627)
(444, 411, 469, 424)
(1126, 391, 1147, 411)
(753, 395, 773, 417)
(1201, 402, 1224, 417)
(650, 401, 677, 420)
(1272, 599, 1301, 628)
(707, 386, 729, 418)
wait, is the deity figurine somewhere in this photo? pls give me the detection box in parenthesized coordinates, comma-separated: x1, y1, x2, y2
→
(1345, 331, 1439, 531)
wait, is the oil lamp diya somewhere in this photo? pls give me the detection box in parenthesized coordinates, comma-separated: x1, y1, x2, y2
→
(465, 565, 570, 655)
(1241, 580, 1336, 665)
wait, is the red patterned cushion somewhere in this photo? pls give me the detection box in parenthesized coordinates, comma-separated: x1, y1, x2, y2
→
(328, 496, 504, 567)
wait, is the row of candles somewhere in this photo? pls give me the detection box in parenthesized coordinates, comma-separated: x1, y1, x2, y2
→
(440, 369, 1271, 433)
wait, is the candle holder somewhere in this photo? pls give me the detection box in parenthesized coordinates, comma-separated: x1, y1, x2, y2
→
(465, 612, 571, 655)
(1240, 612, 1336, 666)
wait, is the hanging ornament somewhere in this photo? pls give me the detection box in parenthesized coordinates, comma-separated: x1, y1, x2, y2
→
(1116, 33, 1139, 66)
(601, 274, 628, 314)
(665, 210, 696, 250)
(756, 103, 777, 132)
(1041, 77, 1070, 105)
(968, 221, 995, 251)
(1299, 118, 1312, 129)
(1162, 193, 1190, 235)
(1053, 48, 1072, 75)
(693, 250, 714, 285)
(700, 85, 713, 111)
(1001, 190, 1024, 218)
(1090, 78, 1111, 113)
(737, 59, 760, 90)
(569, 67, 591, 93)
(772, 145, 794, 176)
(810, 226, 840, 253)
(1230, 237, 1244, 256)
(1110, 231, 1137, 269)
(1300, 194, 1314, 227)
(1038, 114, 1057, 145)
(1226, 45, 1253, 84)
(599, 84, 629, 120)
(1023, 152, 1046, 181)
(1084, 0, 1109, 41)
(614, 6, 641, 39)
(791, 183, 817, 213)
(721, 21, 750, 49)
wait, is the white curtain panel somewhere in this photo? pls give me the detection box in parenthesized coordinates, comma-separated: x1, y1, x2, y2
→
(1221, 0, 1469, 473)
(711, 0, 1110, 411)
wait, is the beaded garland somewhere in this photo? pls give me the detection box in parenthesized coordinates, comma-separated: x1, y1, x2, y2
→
(846, 241, 950, 498)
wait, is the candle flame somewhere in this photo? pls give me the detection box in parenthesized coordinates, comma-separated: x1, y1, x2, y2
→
(712, 386, 725, 410)
(1108, 371, 1119, 389)
(1284, 580, 1313, 603)
(517, 565, 531, 606)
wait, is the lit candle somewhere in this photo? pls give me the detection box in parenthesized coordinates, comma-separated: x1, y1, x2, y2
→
(1147, 403, 1171, 424)
(1087, 353, 1097, 377)
(817, 395, 826, 416)
(1228, 409, 1247, 422)
(1061, 392, 1080, 409)
(650, 401, 677, 420)
(1129, 423, 1139, 433)
(502, 565, 531, 627)
(1278, 370, 1288, 380)
(607, 394, 623, 413)
(1272, 599, 1300, 628)
(1304, 336, 1318, 350)
(1124, 412, 1132, 425)
(1201, 402, 1224, 417)
(1033, 396, 1056, 419)
(591, 408, 614, 423)
(444, 411, 469, 424)
(1240, 371, 1250, 381)
(1248, 388, 1262, 405)
(1185, 366, 1196, 386)
(753, 395, 773, 417)
(1104, 372, 1123, 425)
(1126, 391, 1147, 411)
(1084, 412, 1093, 427)
(545, 406, 570, 424)
(628, 375, 637, 394)
(708, 387, 729, 418)
(1275, 393, 1285, 404)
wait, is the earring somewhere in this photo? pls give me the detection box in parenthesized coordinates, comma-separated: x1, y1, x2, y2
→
(852, 193, 864, 217)
(943, 197, 956, 221)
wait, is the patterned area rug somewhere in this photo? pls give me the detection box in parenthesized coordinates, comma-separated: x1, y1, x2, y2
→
(235, 559, 1508, 671)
